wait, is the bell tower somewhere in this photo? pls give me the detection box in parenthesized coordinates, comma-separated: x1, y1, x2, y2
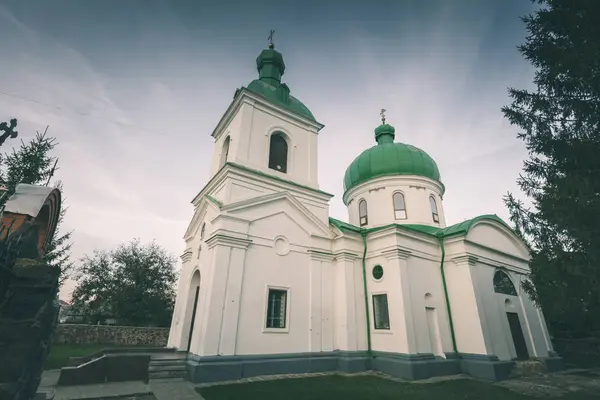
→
(208, 33, 325, 190)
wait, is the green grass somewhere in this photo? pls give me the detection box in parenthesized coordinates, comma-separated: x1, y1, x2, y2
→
(44, 344, 115, 370)
(198, 375, 600, 400)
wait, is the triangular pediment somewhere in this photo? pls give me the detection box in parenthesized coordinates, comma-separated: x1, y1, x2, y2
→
(222, 192, 333, 238)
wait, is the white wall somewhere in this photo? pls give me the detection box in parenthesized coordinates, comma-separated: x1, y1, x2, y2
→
(344, 175, 446, 229)
(211, 97, 322, 190)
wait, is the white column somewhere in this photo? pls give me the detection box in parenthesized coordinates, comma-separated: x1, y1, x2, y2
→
(446, 255, 489, 355)
(196, 234, 251, 356)
(168, 248, 193, 349)
(382, 248, 415, 354)
(333, 251, 360, 351)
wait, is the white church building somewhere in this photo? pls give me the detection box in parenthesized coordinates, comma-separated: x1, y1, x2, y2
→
(167, 40, 563, 383)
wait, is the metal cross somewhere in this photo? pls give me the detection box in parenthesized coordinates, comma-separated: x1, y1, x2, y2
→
(268, 29, 275, 48)
(380, 108, 387, 124)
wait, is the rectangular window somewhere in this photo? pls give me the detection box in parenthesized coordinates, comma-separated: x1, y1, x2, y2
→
(373, 294, 390, 330)
(432, 212, 439, 223)
(266, 289, 287, 329)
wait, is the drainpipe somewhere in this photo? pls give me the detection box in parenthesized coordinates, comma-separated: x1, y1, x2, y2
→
(360, 232, 372, 356)
(437, 233, 458, 354)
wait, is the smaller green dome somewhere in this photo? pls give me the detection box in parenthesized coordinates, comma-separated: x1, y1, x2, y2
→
(343, 123, 443, 195)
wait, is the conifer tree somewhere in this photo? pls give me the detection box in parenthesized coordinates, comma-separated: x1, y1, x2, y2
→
(502, 0, 600, 337)
(0, 121, 73, 285)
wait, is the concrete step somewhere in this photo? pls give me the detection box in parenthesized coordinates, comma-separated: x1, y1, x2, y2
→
(150, 359, 187, 367)
(149, 369, 188, 379)
(149, 364, 187, 372)
(150, 353, 188, 361)
(149, 377, 187, 383)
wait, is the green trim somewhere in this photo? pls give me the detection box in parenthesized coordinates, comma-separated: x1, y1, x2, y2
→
(437, 234, 458, 353)
(205, 195, 223, 208)
(227, 162, 334, 197)
(361, 232, 372, 356)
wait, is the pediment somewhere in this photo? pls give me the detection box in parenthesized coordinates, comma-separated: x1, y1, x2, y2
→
(466, 220, 531, 261)
(222, 192, 333, 238)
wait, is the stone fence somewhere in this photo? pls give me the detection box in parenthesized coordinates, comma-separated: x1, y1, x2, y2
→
(54, 324, 170, 347)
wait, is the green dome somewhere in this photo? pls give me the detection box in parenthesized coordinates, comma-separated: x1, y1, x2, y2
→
(246, 79, 316, 121)
(240, 43, 316, 122)
(343, 123, 442, 194)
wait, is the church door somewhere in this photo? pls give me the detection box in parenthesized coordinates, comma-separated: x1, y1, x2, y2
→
(187, 287, 200, 351)
(506, 312, 529, 360)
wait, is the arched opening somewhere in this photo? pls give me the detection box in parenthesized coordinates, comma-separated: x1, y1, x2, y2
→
(429, 196, 439, 223)
(359, 199, 368, 226)
(268, 132, 288, 173)
(220, 136, 230, 168)
(493, 270, 518, 296)
(393, 192, 407, 220)
(183, 270, 201, 352)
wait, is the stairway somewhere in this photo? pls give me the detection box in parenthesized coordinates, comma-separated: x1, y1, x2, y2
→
(148, 352, 189, 382)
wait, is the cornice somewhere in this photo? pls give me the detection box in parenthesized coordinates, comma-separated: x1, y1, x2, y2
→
(205, 233, 252, 250)
(333, 250, 361, 262)
(180, 248, 193, 263)
(382, 247, 412, 260)
(308, 248, 334, 262)
(343, 174, 445, 205)
(451, 254, 479, 266)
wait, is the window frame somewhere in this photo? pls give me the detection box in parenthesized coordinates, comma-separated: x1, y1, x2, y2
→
(359, 199, 368, 226)
(392, 191, 407, 220)
(493, 270, 518, 296)
(372, 293, 391, 330)
(220, 136, 231, 168)
(429, 195, 440, 223)
(268, 132, 289, 174)
(263, 286, 291, 333)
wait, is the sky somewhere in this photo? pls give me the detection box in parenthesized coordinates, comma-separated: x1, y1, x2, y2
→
(0, 0, 537, 300)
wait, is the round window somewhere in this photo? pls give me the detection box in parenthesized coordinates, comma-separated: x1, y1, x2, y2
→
(372, 265, 384, 280)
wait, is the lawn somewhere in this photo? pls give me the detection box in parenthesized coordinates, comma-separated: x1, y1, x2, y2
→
(44, 343, 115, 370)
(198, 375, 600, 400)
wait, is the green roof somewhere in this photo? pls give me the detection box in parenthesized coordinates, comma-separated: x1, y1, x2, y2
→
(239, 45, 316, 122)
(329, 214, 509, 239)
(245, 79, 316, 122)
(343, 123, 443, 196)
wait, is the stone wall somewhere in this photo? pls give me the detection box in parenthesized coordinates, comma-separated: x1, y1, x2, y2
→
(54, 324, 169, 347)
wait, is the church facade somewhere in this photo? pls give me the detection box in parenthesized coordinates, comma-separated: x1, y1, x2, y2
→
(167, 41, 563, 383)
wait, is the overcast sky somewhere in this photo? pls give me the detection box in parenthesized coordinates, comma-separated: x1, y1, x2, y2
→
(0, 0, 536, 300)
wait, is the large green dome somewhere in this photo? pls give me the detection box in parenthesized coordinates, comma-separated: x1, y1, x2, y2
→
(343, 123, 442, 194)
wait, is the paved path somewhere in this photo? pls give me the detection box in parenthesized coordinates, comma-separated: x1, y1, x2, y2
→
(53, 381, 152, 400)
(150, 380, 206, 400)
(40, 370, 205, 400)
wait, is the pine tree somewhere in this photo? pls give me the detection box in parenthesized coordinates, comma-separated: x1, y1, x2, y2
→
(0, 123, 73, 286)
(502, 0, 600, 337)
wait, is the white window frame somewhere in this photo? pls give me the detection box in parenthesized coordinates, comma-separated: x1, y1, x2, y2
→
(371, 291, 392, 333)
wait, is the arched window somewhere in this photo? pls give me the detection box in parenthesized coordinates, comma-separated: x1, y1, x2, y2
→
(393, 192, 407, 220)
(429, 196, 439, 223)
(220, 136, 230, 168)
(359, 199, 368, 226)
(268, 133, 288, 173)
(493, 270, 518, 296)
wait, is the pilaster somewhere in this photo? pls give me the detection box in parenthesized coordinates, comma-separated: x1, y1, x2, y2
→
(383, 247, 415, 353)
(332, 251, 361, 351)
(446, 254, 489, 355)
(308, 249, 334, 352)
(196, 235, 252, 356)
